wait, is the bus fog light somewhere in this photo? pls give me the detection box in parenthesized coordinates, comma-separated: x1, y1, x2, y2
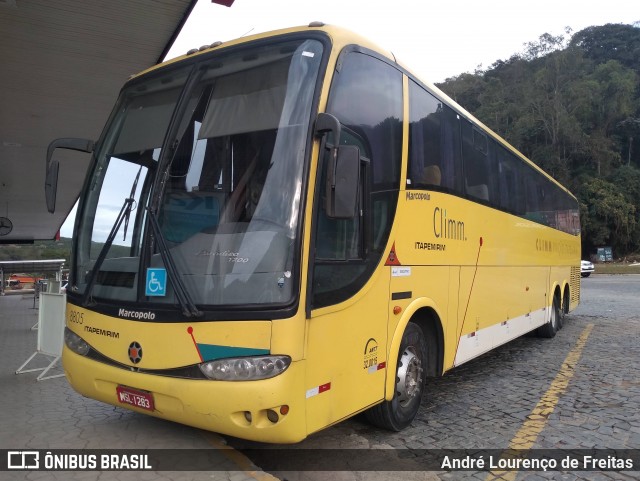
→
(64, 327, 90, 356)
(199, 355, 291, 381)
(267, 409, 279, 423)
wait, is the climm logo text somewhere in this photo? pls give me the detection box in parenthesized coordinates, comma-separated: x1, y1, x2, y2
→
(433, 207, 466, 241)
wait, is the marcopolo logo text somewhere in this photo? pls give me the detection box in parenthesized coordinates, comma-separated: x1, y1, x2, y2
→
(118, 309, 156, 320)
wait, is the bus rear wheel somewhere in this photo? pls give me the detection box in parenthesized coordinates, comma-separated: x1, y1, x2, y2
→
(365, 322, 427, 431)
(559, 291, 569, 326)
(537, 296, 560, 338)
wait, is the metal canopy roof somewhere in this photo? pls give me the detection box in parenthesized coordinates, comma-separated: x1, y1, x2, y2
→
(0, 0, 197, 244)
(0, 259, 65, 275)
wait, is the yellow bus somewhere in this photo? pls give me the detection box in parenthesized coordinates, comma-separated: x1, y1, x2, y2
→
(47, 23, 581, 443)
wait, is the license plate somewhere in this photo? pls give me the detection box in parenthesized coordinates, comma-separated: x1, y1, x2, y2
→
(116, 385, 155, 411)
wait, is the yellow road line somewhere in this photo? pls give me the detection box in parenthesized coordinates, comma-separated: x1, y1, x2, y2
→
(204, 433, 281, 481)
(485, 323, 594, 481)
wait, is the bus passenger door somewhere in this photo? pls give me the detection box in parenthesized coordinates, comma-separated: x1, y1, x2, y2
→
(306, 261, 390, 435)
(305, 130, 393, 435)
(305, 48, 403, 435)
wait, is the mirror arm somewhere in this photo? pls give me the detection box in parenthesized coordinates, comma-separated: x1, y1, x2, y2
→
(46, 138, 95, 166)
(315, 112, 342, 197)
(314, 112, 341, 141)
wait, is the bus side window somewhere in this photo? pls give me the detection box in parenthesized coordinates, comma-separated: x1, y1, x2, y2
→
(496, 145, 526, 215)
(408, 81, 462, 193)
(408, 82, 441, 188)
(462, 121, 496, 203)
(312, 50, 402, 309)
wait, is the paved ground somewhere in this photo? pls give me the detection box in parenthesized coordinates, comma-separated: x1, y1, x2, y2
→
(0, 291, 436, 481)
(232, 276, 640, 481)
(0, 292, 274, 481)
(1, 276, 639, 480)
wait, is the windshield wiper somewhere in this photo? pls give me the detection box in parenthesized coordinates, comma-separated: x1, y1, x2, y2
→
(147, 208, 202, 318)
(81, 177, 201, 317)
(122, 166, 142, 242)
(82, 195, 137, 307)
(82, 168, 142, 307)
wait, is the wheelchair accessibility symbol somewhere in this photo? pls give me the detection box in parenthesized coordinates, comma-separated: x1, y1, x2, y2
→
(146, 268, 167, 297)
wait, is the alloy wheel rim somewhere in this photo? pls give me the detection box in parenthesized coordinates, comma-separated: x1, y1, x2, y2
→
(396, 346, 423, 406)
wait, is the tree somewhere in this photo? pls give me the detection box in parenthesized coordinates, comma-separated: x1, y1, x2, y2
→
(570, 24, 640, 72)
(438, 72, 486, 113)
(522, 31, 570, 61)
(615, 117, 640, 167)
(579, 61, 637, 175)
(579, 178, 636, 254)
(609, 165, 640, 252)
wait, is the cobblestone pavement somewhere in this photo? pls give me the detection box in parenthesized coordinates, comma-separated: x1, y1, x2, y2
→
(238, 276, 640, 481)
(2, 276, 639, 481)
(0, 293, 273, 481)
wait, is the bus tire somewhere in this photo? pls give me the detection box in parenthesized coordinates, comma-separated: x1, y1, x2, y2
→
(560, 291, 570, 327)
(365, 322, 427, 431)
(537, 296, 560, 338)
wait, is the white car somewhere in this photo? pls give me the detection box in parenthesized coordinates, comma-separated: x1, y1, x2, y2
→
(581, 260, 595, 278)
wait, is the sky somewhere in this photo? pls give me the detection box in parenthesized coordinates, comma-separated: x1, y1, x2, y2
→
(166, 0, 640, 83)
(60, 0, 639, 237)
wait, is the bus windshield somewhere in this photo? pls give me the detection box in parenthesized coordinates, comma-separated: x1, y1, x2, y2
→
(72, 38, 324, 311)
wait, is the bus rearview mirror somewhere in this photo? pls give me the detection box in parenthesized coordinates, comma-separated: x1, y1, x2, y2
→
(45, 138, 95, 213)
(45, 159, 60, 214)
(326, 145, 360, 219)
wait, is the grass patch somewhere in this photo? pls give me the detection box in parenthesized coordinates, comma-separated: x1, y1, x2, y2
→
(593, 263, 640, 275)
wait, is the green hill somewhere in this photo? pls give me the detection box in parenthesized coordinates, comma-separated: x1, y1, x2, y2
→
(437, 23, 640, 257)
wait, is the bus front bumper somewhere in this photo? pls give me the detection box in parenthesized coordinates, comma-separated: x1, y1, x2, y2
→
(62, 346, 308, 443)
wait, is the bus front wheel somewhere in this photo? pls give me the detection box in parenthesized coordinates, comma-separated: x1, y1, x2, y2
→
(365, 322, 427, 431)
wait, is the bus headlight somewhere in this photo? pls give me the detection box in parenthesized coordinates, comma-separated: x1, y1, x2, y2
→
(64, 327, 90, 356)
(199, 355, 291, 381)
